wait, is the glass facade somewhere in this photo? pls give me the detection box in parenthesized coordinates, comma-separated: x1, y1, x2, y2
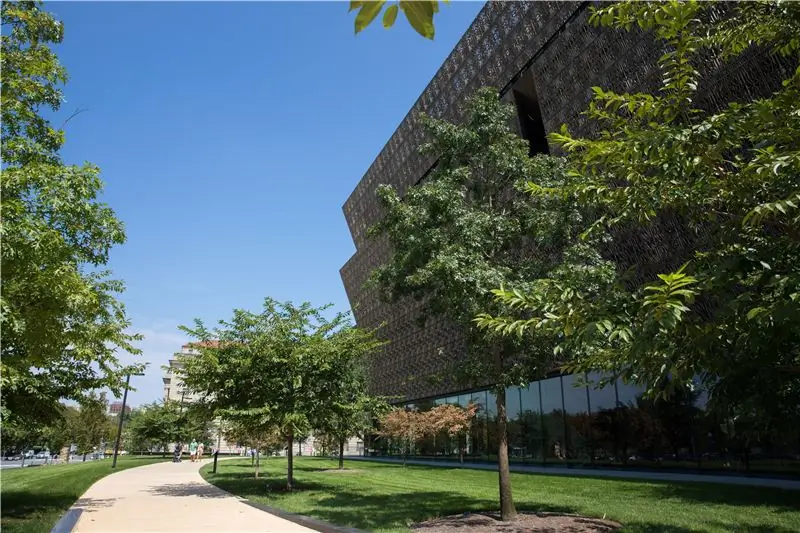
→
(375, 373, 800, 477)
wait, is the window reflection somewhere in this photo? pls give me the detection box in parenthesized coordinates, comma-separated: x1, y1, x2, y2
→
(505, 387, 523, 461)
(586, 372, 617, 464)
(375, 371, 800, 475)
(540, 376, 565, 462)
(562, 374, 590, 464)
(520, 382, 542, 461)
(486, 390, 498, 459)
(470, 390, 487, 459)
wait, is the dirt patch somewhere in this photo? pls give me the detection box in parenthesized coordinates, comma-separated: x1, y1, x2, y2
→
(412, 512, 620, 533)
(318, 468, 364, 474)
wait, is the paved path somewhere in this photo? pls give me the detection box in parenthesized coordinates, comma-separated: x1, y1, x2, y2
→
(350, 457, 800, 490)
(69, 458, 315, 532)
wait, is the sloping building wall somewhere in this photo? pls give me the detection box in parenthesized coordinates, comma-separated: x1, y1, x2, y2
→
(340, 1, 794, 403)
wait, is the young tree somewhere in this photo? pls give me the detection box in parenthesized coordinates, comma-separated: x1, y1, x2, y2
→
(72, 393, 114, 461)
(378, 408, 430, 465)
(369, 89, 571, 520)
(311, 326, 388, 470)
(425, 403, 478, 464)
(179, 298, 371, 491)
(477, 1, 800, 440)
(222, 415, 284, 479)
(1, 1, 142, 427)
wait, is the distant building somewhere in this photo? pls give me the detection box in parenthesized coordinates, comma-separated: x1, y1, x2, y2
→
(108, 401, 131, 416)
(163, 342, 231, 452)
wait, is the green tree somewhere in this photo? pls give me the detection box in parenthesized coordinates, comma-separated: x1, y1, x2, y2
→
(310, 326, 388, 469)
(1, 1, 142, 427)
(349, 1, 442, 40)
(73, 393, 114, 461)
(221, 415, 284, 478)
(477, 1, 800, 441)
(178, 298, 368, 491)
(369, 90, 573, 520)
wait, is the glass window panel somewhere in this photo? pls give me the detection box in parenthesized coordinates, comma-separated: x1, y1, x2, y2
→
(470, 390, 488, 459)
(587, 372, 618, 464)
(447, 396, 460, 406)
(470, 391, 486, 412)
(486, 390, 498, 459)
(434, 397, 447, 405)
(520, 382, 543, 461)
(540, 376, 566, 462)
(562, 374, 590, 464)
(505, 387, 523, 461)
(506, 387, 521, 420)
(614, 378, 650, 467)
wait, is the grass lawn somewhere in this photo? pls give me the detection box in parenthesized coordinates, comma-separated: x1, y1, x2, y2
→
(201, 457, 800, 533)
(1, 456, 169, 533)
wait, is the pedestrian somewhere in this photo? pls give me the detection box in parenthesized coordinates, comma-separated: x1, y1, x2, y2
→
(197, 442, 205, 459)
(173, 443, 182, 463)
(189, 439, 198, 463)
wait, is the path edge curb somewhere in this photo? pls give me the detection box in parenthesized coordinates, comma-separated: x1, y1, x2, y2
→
(49, 508, 82, 533)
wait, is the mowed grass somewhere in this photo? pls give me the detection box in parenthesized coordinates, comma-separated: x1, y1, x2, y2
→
(1, 456, 169, 533)
(201, 457, 800, 533)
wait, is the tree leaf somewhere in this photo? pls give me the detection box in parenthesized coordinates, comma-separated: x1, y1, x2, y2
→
(383, 4, 399, 28)
(400, 0, 435, 39)
(355, 1, 386, 34)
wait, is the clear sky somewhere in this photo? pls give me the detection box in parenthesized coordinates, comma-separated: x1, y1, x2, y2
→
(49, 1, 486, 406)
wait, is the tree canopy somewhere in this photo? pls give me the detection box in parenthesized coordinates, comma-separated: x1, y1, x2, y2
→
(369, 89, 577, 520)
(476, 1, 800, 442)
(1, 0, 141, 427)
(310, 325, 388, 469)
(178, 298, 384, 490)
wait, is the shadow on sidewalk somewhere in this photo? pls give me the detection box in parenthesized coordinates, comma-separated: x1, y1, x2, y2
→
(146, 481, 231, 499)
(73, 497, 119, 510)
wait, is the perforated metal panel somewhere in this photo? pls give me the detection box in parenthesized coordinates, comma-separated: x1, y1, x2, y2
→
(340, 1, 794, 403)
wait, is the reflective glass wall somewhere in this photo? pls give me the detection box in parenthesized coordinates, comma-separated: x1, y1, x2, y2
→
(372, 373, 800, 477)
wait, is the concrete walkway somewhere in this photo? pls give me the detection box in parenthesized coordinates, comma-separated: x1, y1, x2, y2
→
(350, 457, 800, 490)
(68, 458, 315, 532)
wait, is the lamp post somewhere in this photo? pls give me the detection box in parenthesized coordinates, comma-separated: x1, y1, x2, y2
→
(112, 374, 132, 469)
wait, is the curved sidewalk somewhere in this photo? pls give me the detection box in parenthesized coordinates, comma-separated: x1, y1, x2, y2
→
(68, 459, 314, 532)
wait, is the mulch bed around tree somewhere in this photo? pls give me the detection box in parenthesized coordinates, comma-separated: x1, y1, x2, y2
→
(412, 512, 620, 533)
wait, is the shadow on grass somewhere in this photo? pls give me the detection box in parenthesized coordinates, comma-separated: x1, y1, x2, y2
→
(207, 469, 573, 532)
(645, 482, 800, 513)
(206, 462, 800, 533)
(0, 491, 77, 520)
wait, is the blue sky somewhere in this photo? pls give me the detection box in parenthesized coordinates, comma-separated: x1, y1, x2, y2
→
(49, 1, 486, 405)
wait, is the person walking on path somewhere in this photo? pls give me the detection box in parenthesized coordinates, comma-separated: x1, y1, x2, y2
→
(189, 439, 199, 462)
(196, 442, 205, 459)
(173, 443, 183, 463)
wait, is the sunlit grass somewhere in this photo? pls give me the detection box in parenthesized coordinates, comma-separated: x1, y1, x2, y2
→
(201, 457, 800, 533)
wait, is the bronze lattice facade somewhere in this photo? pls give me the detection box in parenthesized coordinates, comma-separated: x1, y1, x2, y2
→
(340, 1, 794, 403)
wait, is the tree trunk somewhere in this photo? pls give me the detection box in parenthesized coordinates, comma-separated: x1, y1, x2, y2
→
(460, 434, 464, 464)
(494, 346, 518, 522)
(82, 453, 87, 462)
(255, 448, 260, 479)
(338, 438, 345, 470)
(286, 432, 294, 491)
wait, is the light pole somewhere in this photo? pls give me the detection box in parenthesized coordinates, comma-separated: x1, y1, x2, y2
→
(112, 374, 132, 468)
